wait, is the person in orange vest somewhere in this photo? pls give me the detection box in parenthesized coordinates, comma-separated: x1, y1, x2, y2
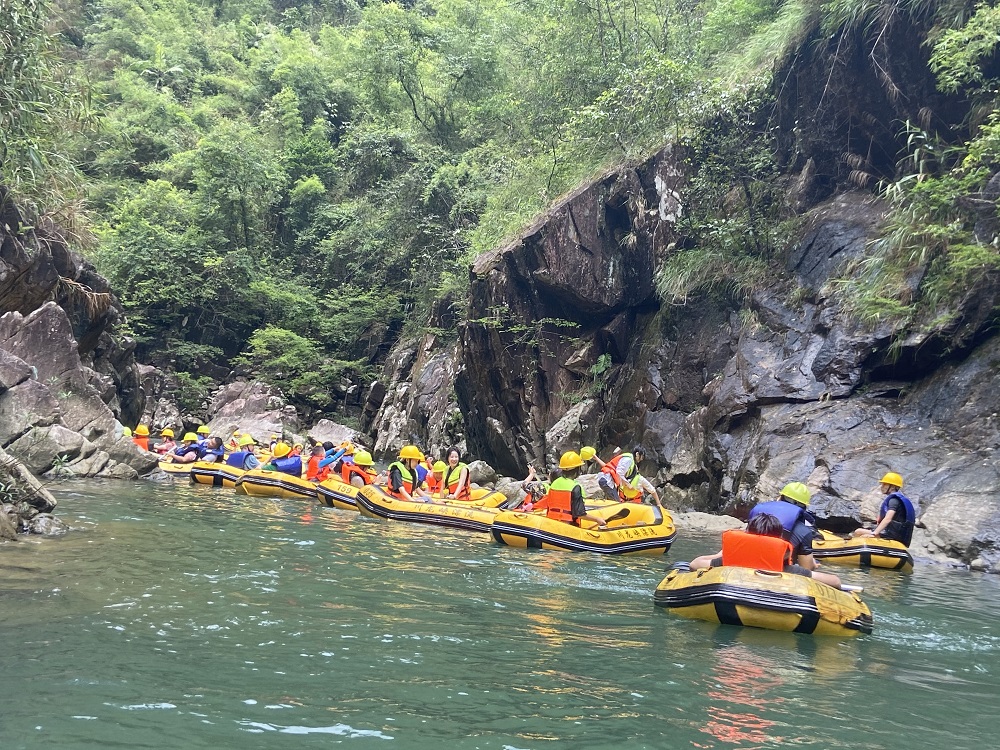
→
(132, 425, 151, 451)
(306, 444, 330, 481)
(590, 446, 661, 506)
(690, 513, 842, 588)
(424, 460, 447, 495)
(342, 450, 377, 487)
(531, 451, 608, 528)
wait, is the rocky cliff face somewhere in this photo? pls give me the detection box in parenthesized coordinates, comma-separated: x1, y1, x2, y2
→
(0, 189, 155, 477)
(366, 11, 1000, 570)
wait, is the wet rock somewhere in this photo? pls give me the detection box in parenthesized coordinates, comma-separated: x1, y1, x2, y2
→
(0, 509, 17, 541)
(25, 513, 69, 536)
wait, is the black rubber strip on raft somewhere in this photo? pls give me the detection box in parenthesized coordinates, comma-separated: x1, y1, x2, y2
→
(654, 583, 819, 617)
(714, 601, 743, 627)
(860, 551, 872, 567)
(793, 609, 821, 634)
(489, 521, 676, 555)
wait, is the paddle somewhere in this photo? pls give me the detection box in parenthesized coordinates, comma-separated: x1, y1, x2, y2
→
(839, 584, 864, 593)
(585, 507, 631, 530)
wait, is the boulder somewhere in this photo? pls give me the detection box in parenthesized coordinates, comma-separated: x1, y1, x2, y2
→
(25, 513, 69, 536)
(0, 509, 17, 541)
(307, 419, 359, 447)
(467, 460, 498, 487)
(205, 380, 288, 443)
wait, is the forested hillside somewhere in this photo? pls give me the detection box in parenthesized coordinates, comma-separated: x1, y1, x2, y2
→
(4, 0, 1000, 422)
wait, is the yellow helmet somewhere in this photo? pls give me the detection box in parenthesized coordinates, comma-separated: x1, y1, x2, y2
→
(238, 434, 256, 447)
(580, 446, 596, 461)
(182, 432, 199, 442)
(353, 450, 375, 466)
(272, 442, 292, 458)
(196, 425, 211, 435)
(432, 460, 447, 473)
(780, 482, 811, 506)
(160, 428, 174, 438)
(559, 451, 583, 470)
(880, 472, 904, 488)
(399, 445, 424, 460)
(122, 426, 132, 437)
(135, 424, 150, 436)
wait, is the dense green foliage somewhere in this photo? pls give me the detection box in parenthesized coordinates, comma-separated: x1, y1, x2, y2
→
(5, 0, 1000, 411)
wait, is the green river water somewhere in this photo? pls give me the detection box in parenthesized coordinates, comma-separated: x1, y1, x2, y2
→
(2, 479, 998, 749)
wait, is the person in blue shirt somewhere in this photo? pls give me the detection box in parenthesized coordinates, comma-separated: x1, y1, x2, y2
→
(262, 442, 302, 477)
(225, 435, 261, 470)
(199, 436, 225, 463)
(853, 472, 916, 545)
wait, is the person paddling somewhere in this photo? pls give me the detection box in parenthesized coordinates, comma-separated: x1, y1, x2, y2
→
(852, 472, 915, 545)
(531, 451, 608, 529)
(590, 445, 662, 507)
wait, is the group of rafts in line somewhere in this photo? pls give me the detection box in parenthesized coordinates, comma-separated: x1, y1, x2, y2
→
(160, 441, 916, 638)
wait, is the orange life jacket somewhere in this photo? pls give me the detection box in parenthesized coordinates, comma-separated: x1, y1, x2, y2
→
(535, 476, 578, 524)
(601, 453, 642, 500)
(342, 462, 373, 486)
(306, 455, 329, 482)
(425, 473, 444, 494)
(132, 436, 149, 451)
(720, 529, 794, 572)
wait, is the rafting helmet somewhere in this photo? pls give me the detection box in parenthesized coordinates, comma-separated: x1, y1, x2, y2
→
(196, 425, 211, 435)
(432, 460, 447, 473)
(780, 482, 811, 507)
(161, 428, 174, 438)
(880, 472, 903, 488)
(399, 445, 424, 461)
(272, 442, 292, 458)
(580, 446, 597, 461)
(238, 434, 256, 447)
(354, 450, 375, 467)
(135, 424, 150, 436)
(182, 432, 198, 442)
(559, 450, 584, 470)
(122, 427, 132, 437)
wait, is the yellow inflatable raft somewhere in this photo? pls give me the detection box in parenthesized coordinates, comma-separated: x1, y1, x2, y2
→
(158, 460, 192, 477)
(190, 461, 245, 488)
(316, 476, 362, 510)
(654, 566, 873, 636)
(235, 469, 317, 500)
(811, 530, 913, 571)
(490, 503, 676, 555)
(355, 485, 504, 532)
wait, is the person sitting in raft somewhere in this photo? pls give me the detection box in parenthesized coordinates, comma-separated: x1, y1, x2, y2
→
(852, 472, 916, 545)
(517, 465, 551, 510)
(385, 445, 429, 502)
(170, 432, 202, 463)
(343, 450, 377, 487)
(747, 481, 824, 573)
(226, 431, 243, 452)
(443, 446, 472, 501)
(319, 441, 354, 475)
(154, 428, 176, 454)
(590, 445, 662, 507)
(531, 451, 609, 528)
(195, 425, 211, 446)
(306, 445, 330, 481)
(132, 424, 151, 451)
(226, 434, 261, 470)
(425, 460, 447, 496)
(689, 513, 843, 588)
(261, 442, 302, 476)
(269, 433, 279, 452)
(199, 436, 225, 463)
(290, 443, 304, 458)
